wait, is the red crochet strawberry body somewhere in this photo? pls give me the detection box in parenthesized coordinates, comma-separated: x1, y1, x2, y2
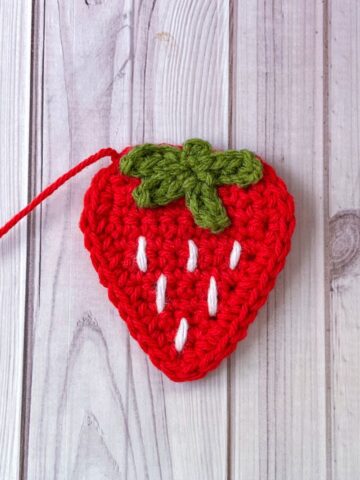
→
(80, 142, 295, 382)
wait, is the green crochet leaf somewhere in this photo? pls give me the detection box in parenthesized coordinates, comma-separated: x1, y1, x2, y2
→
(120, 138, 263, 233)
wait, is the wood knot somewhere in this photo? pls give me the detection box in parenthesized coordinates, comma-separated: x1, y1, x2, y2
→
(85, 0, 103, 6)
(330, 210, 360, 279)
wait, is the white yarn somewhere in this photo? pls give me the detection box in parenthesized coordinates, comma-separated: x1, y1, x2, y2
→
(187, 239, 198, 272)
(175, 318, 189, 352)
(207, 276, 218, 317)
(136, 236, 147, 272)
(156, 274, 167, 313)
(229, 240, 241, 270)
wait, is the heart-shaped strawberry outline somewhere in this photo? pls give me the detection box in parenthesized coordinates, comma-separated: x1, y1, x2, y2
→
(80, 144, 295, 382)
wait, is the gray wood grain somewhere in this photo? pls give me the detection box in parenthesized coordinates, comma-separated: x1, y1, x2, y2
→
(3, 0, 360, 479)
(329, 1, 360, 477)
(230, 2, 328, 479)
(25, 1, 229, 479)
(0, 1, 32, 479)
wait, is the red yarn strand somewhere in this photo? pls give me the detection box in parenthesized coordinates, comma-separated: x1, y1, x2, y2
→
(0, 148, 120, 239)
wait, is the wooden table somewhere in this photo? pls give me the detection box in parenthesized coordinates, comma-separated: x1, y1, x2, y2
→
(1, 1, 359, 478)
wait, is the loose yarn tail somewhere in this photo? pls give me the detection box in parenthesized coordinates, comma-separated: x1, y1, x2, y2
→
(0, 147, 120, 239)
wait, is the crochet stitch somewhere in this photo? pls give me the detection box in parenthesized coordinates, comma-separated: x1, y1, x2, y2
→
(120, 138, 263, 233)
(0, 139, 295, 382)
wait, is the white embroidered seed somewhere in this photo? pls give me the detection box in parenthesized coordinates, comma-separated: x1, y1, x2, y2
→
(136, 236, 147, 272)
(187, 239, 198, 272)
(156, 274, 167, 313)
(175, 318, 189, 352)
(207, 276, 218, 317)
(229, 240, 242, 270)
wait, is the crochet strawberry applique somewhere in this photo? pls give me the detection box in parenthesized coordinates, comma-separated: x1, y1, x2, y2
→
(80, 139, 295, 381)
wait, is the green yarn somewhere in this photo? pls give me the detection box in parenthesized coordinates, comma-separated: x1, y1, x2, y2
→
(120, 138, 263, 233)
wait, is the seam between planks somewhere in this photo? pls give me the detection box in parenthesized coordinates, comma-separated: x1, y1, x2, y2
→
(20, 1, 46, 478)
(227, 0, 235, 478)
(322, 0, 333, 478)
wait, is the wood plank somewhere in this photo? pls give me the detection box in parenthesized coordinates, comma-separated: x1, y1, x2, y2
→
(25, 1, 229, 479)
(0, 1, 32, 478)
(230, 1, 327, 478)
(328, 1, 360, 478)
(130, 2, 230, 479)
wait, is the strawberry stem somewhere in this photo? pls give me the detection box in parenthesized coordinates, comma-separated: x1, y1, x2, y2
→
(120, 138, 263, 233)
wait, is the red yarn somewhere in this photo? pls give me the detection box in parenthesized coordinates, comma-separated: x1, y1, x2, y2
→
(0, 144, 295, 382)
(0, 148, 121, 239)
(80, 149, 295, 382)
